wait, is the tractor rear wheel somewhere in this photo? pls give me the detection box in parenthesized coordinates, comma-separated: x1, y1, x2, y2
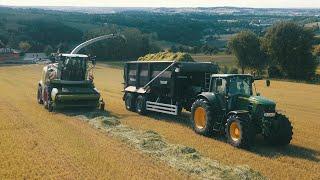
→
(191, 99, 215, 136)
(37, 86, 43, 104)
(264, 113, 293, 146)
(136, 95, 147, 115)
(225, 115, 254, 149)
(125, 93, 136, 111)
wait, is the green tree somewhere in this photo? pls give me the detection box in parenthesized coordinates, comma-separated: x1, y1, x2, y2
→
(19, 41, 31, 52)
(0, 40, 5, 48)
(313, 45, 320, 56)
(44, 45, 54, 56)
(228, 31, 267, 74)
(56, 43, 69, 53)
(84, 25, 158, 60)
(263, 22, 317, 80)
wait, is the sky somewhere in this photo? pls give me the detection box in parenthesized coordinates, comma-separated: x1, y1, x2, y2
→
(0, 0, 320, 8)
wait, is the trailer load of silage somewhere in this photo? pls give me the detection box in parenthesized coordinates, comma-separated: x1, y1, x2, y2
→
(138, 52, 195, 62)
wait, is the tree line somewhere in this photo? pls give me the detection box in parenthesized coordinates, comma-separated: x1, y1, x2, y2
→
(228, 22, 318, 80)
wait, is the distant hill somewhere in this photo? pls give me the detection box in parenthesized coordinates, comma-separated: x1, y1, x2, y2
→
(3, 6, 320, 16)
(0, 6, 319, 60)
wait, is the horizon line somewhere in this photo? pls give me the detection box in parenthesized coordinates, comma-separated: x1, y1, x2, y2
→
(1, 5, 320, 9)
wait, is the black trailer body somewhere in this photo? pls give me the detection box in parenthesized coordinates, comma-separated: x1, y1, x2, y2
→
(123, 61, 219, 115)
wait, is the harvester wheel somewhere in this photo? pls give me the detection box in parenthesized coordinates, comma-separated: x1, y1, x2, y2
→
(264, 113, 293, 146)
(225, 116, 254, 149)
(191, 99, 215, 136)
(47, 100, 54, 112)
(37, 86, 43, 104)
(43, 89, 49, 109)
(125, 93, 135, 111)
(136, 95, 147, 115)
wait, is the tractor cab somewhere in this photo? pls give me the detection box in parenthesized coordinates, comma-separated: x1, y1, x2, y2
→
(209, 74, 255, 112)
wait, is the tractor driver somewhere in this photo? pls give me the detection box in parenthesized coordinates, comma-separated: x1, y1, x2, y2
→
(228, 78, 246, 96)
(227, 78, 247, 110)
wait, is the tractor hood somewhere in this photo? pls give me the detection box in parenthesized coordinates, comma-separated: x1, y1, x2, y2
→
(248, 96, 276, 106)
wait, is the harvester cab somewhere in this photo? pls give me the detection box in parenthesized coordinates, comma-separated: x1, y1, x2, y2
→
(37, 53, 104, 112)
(193, 74, 293, 148)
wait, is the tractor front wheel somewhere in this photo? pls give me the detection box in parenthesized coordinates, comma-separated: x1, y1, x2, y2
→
(191, 99, 215, 136)
(264, 113, 293, 146)
(125, 93, 136, 111)
(225, 116, 254, 149)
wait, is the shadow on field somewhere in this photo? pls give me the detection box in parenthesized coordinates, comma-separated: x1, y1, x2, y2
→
(151, 111, 191, 127)
(141, 111, 320, 162)
(252, 140, 320, 163)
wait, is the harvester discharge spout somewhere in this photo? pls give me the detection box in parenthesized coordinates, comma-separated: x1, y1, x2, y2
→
(70, 34, 126, 54)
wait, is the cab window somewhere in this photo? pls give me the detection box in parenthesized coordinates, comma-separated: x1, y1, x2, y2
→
(212, 78, 227, 95)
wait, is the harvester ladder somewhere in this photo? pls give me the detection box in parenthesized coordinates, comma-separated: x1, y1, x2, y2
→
(204, 73, 211, 91)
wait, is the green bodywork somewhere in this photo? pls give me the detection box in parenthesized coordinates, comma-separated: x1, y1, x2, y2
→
(200, 74, 278, 135)
(49, 79, 101, 109)
(43, 54, 101, 110)
(236, 95, 276, 135)
(50, 79, 100, 108)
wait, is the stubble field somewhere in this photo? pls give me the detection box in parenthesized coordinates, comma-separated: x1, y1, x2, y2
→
(0, 64, 319, 179)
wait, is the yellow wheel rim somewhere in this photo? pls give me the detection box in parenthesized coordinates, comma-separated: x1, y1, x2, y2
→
(230, 122, 241, 141)
(194, 107, 206, 129)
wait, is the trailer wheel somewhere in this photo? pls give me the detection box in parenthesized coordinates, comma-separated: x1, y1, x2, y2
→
(37, 85, 43, 104)
(125, 93, 136, 111)
(136, 95, 147, 115)
(99, 100, 105, 111)
(191, 99, 215, 136)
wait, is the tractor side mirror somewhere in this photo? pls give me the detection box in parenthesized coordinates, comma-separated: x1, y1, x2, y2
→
(266, 79, 271, 87)
(216, 79, 222, 86)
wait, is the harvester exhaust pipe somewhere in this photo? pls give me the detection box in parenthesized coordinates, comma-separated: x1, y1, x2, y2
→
(70, 34, 126, 54)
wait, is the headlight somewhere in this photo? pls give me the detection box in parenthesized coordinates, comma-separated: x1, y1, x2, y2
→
(264, 112, 276, 117)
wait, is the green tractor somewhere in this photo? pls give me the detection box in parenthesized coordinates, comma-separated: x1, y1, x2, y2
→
(191, 74, 293, 148)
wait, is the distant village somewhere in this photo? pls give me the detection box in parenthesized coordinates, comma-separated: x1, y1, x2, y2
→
(0, 40, 48, 63)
